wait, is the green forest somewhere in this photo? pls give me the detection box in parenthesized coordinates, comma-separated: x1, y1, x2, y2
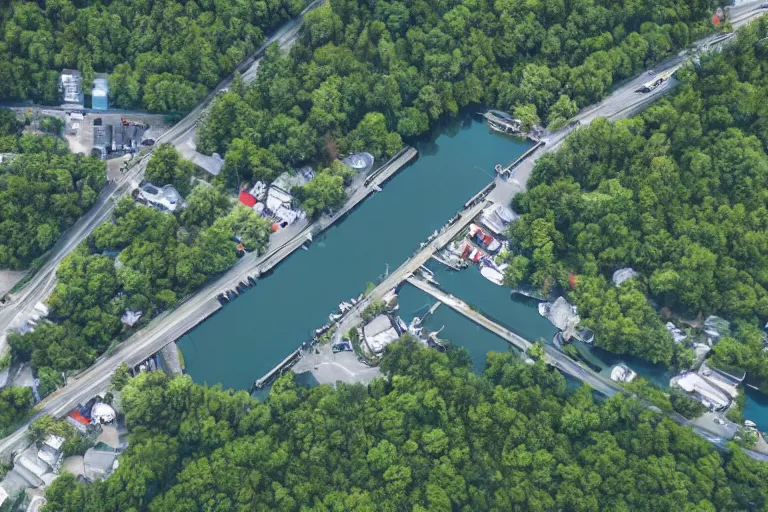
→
(0, 0, 306, 112)
(197, 0, 718, 189)
(42, 340, 768, 512)
(0, 108, 105, 269)
(504, 20, 768, 373)
(7, 146, 271, 398)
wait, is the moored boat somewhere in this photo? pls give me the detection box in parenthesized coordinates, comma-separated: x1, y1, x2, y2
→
(469, 224, 501, 254)
(480, 264, 504, 286)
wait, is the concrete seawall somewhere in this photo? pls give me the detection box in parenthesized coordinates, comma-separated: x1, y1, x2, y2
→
(501, 140, 545, 174)
(257, 147, 419, 277)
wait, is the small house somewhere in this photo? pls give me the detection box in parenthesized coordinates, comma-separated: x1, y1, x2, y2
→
(59, 69, 84, 105)
(137, 183, 184, 213)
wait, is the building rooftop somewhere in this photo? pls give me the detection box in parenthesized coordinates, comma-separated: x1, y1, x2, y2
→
(479, 203, 517, 236)
(341, 153, 374, 171)
(363, 314, 400, 354)
(59, 70, 84, 105)
(137, 183, 184, 212)
(671, 372, 731, 411)
(272, 169, 314, 192)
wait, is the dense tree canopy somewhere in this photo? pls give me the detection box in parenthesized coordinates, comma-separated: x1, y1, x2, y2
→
(43, 339, 768, 511)
(0, 0, 307, 112)
(0, 108, 105, 269)
(0, 386, 33, 438)
(505, 20, 768, 367)
(197, 0, 717, 172)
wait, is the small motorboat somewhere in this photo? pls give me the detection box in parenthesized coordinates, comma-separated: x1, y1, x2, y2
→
(329, 312, 343, 322)
(339, 301, 353, 312)
(480, 264, 504, 286)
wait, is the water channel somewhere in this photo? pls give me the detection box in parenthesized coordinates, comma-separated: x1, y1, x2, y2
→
(179, 114, 768, 427)
(179, 117, 531, 390)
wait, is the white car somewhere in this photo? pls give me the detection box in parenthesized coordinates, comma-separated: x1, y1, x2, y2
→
(714, 418, 725, 425)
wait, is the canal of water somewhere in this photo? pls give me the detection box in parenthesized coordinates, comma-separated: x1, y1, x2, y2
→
(179, 117, 531, 390)
(180, 114, 768, 428)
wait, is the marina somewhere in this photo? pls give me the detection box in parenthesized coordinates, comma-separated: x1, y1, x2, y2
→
(179, 118, 532, 390)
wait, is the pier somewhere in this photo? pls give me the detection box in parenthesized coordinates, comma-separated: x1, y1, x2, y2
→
(406, 277, 534, 353)
(498, 140, 545, 176)
(253, 347, 302, 389)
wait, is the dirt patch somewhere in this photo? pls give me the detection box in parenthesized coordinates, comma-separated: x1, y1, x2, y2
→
(96, 426, 119, 449)
(61, 456, 84, 478)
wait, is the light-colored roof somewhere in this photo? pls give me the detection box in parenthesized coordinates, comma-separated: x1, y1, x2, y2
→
(363, 314, 399, 354)
(612, 267, 639, 286)
(480, 203, 517, 235)
(139, 183, 184, 212)
(83, 448, 117, 481)
(44, 435, 65, 451)
(266, 186, 293, 212)
(91, 403, 116, 424)
(672, 372, 730, 410)
(341, 153, 374, 170)
(121, 309, 142, 326)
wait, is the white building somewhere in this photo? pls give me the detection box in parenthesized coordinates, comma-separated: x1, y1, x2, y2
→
(363, 314, 400, 355)
(137, 183, 185, 213)
(37, 435, 65, 473)
(671, 372, 731, 411)
(479, 203, 517, 236)
(59, 69, 83, 105)
(610, 364, 637, 383)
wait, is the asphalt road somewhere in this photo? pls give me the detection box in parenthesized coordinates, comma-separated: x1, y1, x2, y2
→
(1, 3, 767, 458)
(0, 0, 324, 355)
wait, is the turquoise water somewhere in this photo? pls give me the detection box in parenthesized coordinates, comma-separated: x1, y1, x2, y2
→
(395, 263, 557, 372)
(179, 118, 531, 390)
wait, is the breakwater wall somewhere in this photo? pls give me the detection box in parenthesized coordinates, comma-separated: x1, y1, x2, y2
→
(252, 347, 302, 389)
(501, 140, 545, 174)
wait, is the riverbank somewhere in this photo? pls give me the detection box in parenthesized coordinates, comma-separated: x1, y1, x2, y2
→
(180, 119, 531, 390)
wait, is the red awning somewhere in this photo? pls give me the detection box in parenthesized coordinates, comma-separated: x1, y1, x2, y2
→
(239, 190, 257, 207)
(70, 410, 90, 425)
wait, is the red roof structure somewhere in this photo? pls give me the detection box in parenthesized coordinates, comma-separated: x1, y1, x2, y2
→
(239, 190, 257, 207)
(70, 410, 90, 425)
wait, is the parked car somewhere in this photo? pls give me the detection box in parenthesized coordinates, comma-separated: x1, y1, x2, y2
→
(714, 417, 725, 425)
(141, 138, 155, 146)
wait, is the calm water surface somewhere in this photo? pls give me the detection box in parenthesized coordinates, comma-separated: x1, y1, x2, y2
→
(180, 118, 530, 389)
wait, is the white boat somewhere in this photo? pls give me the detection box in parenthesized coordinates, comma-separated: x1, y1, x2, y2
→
(339, 301, 353, 312)
(538, 302, 550, 316)
(329, 312, 342, 322)
(480, 265, 504, 286)
(745, 420, 758, 429)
